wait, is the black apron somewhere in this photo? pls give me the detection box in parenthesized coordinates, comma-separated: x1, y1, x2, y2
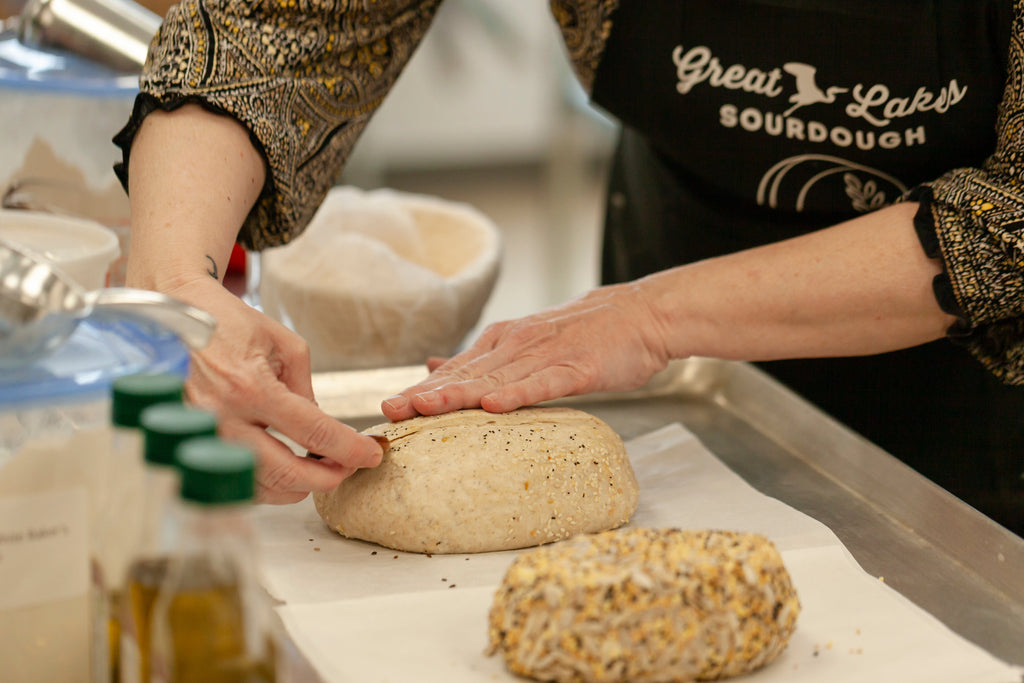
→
(590, 0, 1024, 535)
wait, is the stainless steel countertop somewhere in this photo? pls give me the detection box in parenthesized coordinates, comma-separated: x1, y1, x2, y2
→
(311, 358, 1024, 667)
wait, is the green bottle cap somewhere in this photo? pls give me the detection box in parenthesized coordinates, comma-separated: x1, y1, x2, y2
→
(140, 404, 219, 467)
(176, 438, 256, 505)
(111, 373, 185, 428)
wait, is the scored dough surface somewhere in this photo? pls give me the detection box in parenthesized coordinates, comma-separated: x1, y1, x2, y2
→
(313, 407, 639, 554)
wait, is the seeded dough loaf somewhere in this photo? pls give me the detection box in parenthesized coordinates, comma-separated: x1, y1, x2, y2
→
(487, 528, 800, 683)
(312, 407, 639, 554)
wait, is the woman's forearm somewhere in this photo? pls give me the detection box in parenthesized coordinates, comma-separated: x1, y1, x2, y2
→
(645, 201, 956, 362)
(121, 104, 387, 501)
(380, 200, 961, 420)
(125, 105, 266, 292)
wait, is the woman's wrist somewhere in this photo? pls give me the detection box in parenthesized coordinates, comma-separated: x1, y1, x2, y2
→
(634, 267, 703, 362)
(633, 202, 950, 364)
(125, 257, 224, 298)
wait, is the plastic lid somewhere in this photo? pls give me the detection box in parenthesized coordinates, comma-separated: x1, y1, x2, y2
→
(111, 373, 186, 428)
(140, 404, 218, 467)
(0, 31, 138, 95)
(0, 317, 191, 410)
(176, 438, 256, 505)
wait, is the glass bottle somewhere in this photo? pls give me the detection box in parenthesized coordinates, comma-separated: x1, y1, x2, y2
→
(119, 404, 218, 683)
(149, 438, 279, 683)
(94, 373, 185, 682)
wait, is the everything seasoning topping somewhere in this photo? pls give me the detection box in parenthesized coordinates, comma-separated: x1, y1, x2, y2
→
(487, 528, 800, 683)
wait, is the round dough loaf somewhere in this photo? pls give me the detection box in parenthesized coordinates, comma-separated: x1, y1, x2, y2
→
(312, 407, 639, 554)
(487, 528, 800, 683)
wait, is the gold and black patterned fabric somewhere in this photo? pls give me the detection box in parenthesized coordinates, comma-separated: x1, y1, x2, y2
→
(115, 0, 445, 250)
(114, 0, 1024, 385)
(912, 4, 1024, 385)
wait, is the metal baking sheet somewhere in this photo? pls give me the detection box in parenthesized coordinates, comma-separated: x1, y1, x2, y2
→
(310, 357, 1024, 666)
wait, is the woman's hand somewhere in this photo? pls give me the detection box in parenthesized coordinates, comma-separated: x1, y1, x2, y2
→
(124, 105, 382, 504)
(381, 202, 954, 424)
(164, 276, 384, 504)
(381, 281, 673, 421)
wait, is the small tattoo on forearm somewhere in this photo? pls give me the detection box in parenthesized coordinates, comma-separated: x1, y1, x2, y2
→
(205, 254, 219, 280)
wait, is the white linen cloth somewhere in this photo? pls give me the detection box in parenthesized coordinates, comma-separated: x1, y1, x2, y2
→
(253, 423, 1023, 682)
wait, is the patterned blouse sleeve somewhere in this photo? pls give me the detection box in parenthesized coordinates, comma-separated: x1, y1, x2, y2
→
(113, 0, 443, 250)
(908, 0, 1024, 385)
(548, 0, 618, 95)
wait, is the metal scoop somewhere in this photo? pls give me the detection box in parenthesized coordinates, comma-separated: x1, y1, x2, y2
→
(0, 240, 216, 363)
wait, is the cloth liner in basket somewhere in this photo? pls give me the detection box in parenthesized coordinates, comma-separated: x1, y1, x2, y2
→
(259, 186, 502, 372)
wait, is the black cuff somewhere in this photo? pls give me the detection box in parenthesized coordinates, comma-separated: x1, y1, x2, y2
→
(907, 185, 972, 340)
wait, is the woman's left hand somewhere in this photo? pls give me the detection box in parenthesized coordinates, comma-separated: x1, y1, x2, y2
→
(381, 281, 672, 421)
(381, 201, 955, 423)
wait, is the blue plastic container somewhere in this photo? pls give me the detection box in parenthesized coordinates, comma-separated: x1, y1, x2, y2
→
(0, 315, 189, 681)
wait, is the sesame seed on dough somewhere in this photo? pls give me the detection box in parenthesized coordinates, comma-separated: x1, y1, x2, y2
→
(312, 407, 638, 554)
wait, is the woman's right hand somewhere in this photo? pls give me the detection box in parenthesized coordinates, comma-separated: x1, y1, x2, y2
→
(122, 106, 381, 503)
(163, 276, 383, 504)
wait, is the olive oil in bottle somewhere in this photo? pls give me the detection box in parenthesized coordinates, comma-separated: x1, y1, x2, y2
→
(97, 373, 185, 683)
(119, 403, 218, 683)
(148, 438, 279, 683)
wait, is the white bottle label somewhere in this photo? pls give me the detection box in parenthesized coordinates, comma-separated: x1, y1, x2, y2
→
(120, 630, 143, 683)
(0, 488, 89, 610)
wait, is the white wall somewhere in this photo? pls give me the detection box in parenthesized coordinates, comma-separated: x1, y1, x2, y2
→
(347, 0, 575, 175)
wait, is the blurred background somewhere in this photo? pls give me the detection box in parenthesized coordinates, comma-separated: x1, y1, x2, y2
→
(340, 0, 618, 334)
(0, 0, 619, 342)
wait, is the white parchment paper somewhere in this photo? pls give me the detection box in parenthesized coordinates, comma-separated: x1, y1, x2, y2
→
(254, 423, 1023, 682)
